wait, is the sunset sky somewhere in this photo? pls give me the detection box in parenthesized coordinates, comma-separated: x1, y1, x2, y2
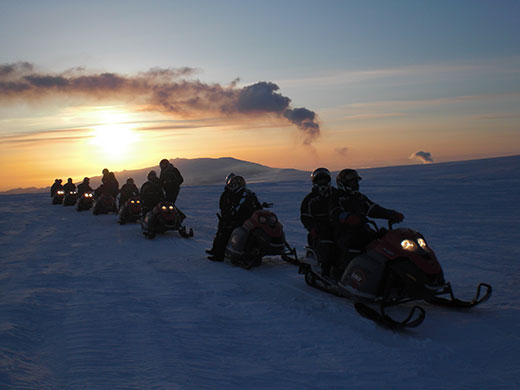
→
(1, 0, 519, 191)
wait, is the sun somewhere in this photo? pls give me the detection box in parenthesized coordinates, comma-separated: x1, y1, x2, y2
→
(89, 110, 140, 159)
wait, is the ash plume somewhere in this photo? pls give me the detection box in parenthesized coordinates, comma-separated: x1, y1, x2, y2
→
(0, 62, 321, 143)
(410, 150, 434, 164)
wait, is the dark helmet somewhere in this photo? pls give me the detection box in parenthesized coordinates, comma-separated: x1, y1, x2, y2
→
(311, 167, 331, 195)
(227, 175, 246, 193)
(67, 178, 73, 183)
(83, 177, 90, 183)
(54, 179, 60, 183)
(58, 179, 62, 183)
(147, 170, 157, 181)
(225, 172, 236, 186)
(336, 168, 362, 193)
(159, 159, 169, 170)
(102, 168, 109, 175)
(126, 177, 134, 184)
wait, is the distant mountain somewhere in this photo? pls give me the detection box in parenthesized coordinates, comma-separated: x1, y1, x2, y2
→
(0, 157, 311, 195)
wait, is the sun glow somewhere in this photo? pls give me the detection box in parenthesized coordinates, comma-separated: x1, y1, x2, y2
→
(89, 109, 140, 159)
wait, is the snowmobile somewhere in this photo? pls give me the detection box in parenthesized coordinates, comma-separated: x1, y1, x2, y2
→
(76, 192, 94, 211)
(141, 201, 193, 239)
(63, 190, 78, 206)
(92, 193, 118, 215)
(52, 190, 65, 205)
(298, 221, 492, 329)
(224, 207, 298, 269)
(118, 197, 142, 224)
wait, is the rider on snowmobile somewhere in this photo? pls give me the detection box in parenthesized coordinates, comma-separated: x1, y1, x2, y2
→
(77, 177, 93, 197)
(300, 168, 339, 277)
(50, 179, 63, 197)
(119, 177, 139, 207)
(329, 169, 404, 271)
(140, 170, 165, 217)
(63, 178, 76, 193)
(207, 174, 263, 262)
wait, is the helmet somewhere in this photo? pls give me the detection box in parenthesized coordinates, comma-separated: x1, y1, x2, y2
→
(147, 170, 157, 181)
(67, 178, 73, 183)
(227, 175, 246, 193)
(102, 168, 109, 175)
(83, 177, 89, 182)
(336, 169, 362, 192)
(225, 172, 236, 186)
(126, 177, 134, 184)
(159, 159, 169, 169)
(311, 167, 331, 196)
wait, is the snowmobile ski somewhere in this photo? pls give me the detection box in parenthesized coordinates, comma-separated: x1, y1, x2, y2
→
(354, 302, 425, 329)
(426, 282, 492, 308)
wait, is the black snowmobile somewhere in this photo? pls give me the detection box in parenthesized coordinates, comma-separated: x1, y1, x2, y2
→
(63, 190, 78, 206)
(298, 221, 492, 329)
(76, 192, 94, 211)
(92, 193, 118, 215)
(118, 197, 142, 224)
(52, 190, 65, 205)
(224, 207, 298, 269)
(141, 201, 193, 239)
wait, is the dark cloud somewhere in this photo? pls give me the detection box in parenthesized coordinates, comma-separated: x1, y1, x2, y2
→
(410, 150, 434, 164)
(0, 62, 321, 143)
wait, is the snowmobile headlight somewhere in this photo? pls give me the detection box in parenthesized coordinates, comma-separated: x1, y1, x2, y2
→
(89, 193, 93, 197)
(169, 205, 174, 210)
(401, 239, 418, 252)
(259, 215, 267, 224)
(57, 190, 64, 195)
(130, 200, 135, 204)
(417, 238, 427, 249)
(136, 200, 140, 204)
(161, 206, 167, 211)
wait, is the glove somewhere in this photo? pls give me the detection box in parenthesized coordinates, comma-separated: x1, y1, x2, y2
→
(389, 211, 404, 223)
(339, 212, 361, 225)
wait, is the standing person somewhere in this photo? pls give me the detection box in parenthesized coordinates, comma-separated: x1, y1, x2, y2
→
(119, 178, 139, 207)
(50, 179, 63, 197)
(159, 159, 184, 204)
(206, 174, 262, 262)
(77, 177, 93, 197)
(140, 170, 165, 217)
(329, 169, 404, 269)
(300, 168, 339, 277)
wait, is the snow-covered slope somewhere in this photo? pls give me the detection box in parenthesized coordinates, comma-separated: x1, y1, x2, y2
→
(1, 156, 519, 389)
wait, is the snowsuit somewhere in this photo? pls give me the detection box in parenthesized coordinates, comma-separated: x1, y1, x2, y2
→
(77, 181, 93, 197)
(140, 178, 165, 217)
(329, 190, 401, 259)
(119, 183, 139, 207)
(208, 188, 263, 261)
(300, 187, 339, 276)
(160, 163, 184, 204)
(97, 172, 119, 199)
(50, 181, 62, 197)
(63, 181, 76, 193)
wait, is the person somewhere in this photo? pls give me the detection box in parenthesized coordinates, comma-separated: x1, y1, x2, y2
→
(159, 159, 184, 204)
(63, 178, 76, 193)
(119, 178, 139, 207)
(140, 170, 165, 217)
(329, 169, 404, 274)
(300, 168, 339, 277)
(207, 174, 262, 262)
(96, 169, 119, 199)
(50, 179, 63, 197)
(77, 177, 93, 197)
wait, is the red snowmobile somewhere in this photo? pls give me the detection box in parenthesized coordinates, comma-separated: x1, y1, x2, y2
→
(118, 197, 142, 224)
(224, 207, 298, 269)
(141, 201, 193, 239)
(299, 221, 492, 329)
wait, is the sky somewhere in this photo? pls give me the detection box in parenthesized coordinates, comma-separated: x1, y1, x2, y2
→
(1, 0, 519, 191)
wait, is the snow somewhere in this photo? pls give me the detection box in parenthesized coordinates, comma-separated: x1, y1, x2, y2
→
(1, 155, 519, 389)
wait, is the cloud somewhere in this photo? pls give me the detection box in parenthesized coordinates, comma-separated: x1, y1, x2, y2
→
(335, 147, 348, 156)
(410, 150, 434, 164)
(0, 62, 320, 143)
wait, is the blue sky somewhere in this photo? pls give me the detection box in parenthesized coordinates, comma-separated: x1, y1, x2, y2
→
(0, 0, 519, 189)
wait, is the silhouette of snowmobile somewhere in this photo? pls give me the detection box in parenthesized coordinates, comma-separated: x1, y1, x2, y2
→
(141, 201, 193, 239)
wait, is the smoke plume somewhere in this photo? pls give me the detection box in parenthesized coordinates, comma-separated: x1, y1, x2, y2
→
(410, 150, 434, 164)
(0, 62, 320, 143)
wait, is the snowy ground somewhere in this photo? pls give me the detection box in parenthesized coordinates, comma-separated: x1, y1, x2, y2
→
(1, 156, 519, 389)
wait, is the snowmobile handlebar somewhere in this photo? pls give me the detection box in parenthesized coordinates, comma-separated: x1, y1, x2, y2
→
(262, 202, 273, 208)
